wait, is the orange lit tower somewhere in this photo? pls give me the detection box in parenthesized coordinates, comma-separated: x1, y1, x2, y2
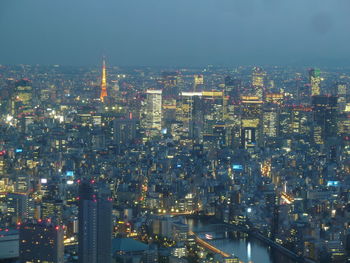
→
(100, 59, 108, 102)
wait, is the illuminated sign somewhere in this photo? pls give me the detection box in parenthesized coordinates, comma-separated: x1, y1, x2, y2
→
(41, 178, 47, 184)
(66, 171, 74, 177)
(327, 181, 340, 187)
(232, 164, 243, 170)
(15, 149, 23, 153)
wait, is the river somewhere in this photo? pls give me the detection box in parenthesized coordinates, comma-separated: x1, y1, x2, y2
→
(185, 218, 297, 263)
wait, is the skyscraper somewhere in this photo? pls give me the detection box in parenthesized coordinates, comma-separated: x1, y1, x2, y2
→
(312, 95, 338, 144)
(143, 90, 162, 136)
(78, 180, 112, 263)
(100, 59, 108, 102)
(263, 104, 278, 138)
(240, 96, 263, 148)
(12, 79, 33, 117)
(309, 68, 322, 96)
(176, 92, 203, 141)
(113, 118, 137, 152)
(337, 83, 347, 112)
(225, 76, 242, 104)
(193, 74, 204, 91)
(78, 181, 96, 263)
(252, 67, 266, 100)
(7, 193, 29, 224)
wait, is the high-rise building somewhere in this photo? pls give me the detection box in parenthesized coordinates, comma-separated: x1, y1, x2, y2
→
(201, 91, 227, 138)
(278, 106, 293, 137)
(161, 71, 179, 89)
(312, 95, 338, 144)
(143, 90, 162, 135)
(78, 180, 112, 263)
(291, 106, 312, 136)
(113, 118, 137, 151)
(252, 67, 266, 100)
(225, 76, 242, 104)
(193, 74, 204, 91)
(12, 79, 33, 117)
(176, 91, 226, 143)
(100, 59, 108, 102)
(176, 92, 203, 141)
(263, 104, 278, 138)
(309, 68, 322, 96)
(240, 96, 263, 148)
(19, 221, 64, 263)
(6, 193, 29, 224)
(41, 198, 63, 224)
(337, 83, 347, 112)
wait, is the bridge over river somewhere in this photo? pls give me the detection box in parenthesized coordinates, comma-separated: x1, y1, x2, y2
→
(185, 218, 316, 263)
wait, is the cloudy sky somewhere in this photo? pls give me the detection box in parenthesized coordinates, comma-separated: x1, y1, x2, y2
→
(1, 0, 350, 67)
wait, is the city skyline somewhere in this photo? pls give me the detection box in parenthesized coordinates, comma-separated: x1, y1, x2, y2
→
(1, 1, 350, 263)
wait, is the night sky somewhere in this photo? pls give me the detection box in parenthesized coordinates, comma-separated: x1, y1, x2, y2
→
(1, 0, 350, 67)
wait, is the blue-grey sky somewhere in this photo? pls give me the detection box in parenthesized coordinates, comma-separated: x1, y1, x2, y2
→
(1, 0, 350, 67)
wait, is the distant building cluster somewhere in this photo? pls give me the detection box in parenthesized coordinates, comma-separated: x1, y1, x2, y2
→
(0, 62, 349, 262)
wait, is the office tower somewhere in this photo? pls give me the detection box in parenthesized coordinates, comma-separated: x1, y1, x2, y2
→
(78, 181, 97, 263)
(252, 67, 266, 100)
(78, 180, 112, 263)
(6, 193, 29, 224)
(225, 76, 242, 104)
(312, 95, 338, 144)
(15, 173, 30, 193)
(113, 118, 137, 151)
(161, 71, 179, 89)
(176, 91, 226, 143)
(240, 96, 263, 148)
(0, 152, 6, 177)
(143, 90, 162, 135)
(267, 79, 275, 92)
(162, 98, 177, 132)
(19, 221, 64, 263)
(100, 59, 108, 102)
(96, 193, 113, 263)
(291, 106, 312, 136)
(309, 68, 322, 96)
(193, 74, 204, 91)
(12, 79, 33, 117)
(201, 91, 227, 140)
(41, 198, 63, 224)
(176, 92, 203, 141)
(339, 113, 350, 136)
(161, 72, 179, 131)
(263, 104, 278, 138)
(337, 83, 347, 112)
(278, 106, 293, 137)
(265, 93, 284, 105)
(295, 73, 302, 104)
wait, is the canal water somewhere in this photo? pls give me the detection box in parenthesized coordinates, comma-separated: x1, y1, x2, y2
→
(185, 218, 297, 263)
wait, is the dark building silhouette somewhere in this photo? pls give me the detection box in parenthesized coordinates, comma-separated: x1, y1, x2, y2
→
(78, 180, 112, 263)
(19, 221, 64, 263)
(312, 95, 338, 145)
(225, 76, 242, 104)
